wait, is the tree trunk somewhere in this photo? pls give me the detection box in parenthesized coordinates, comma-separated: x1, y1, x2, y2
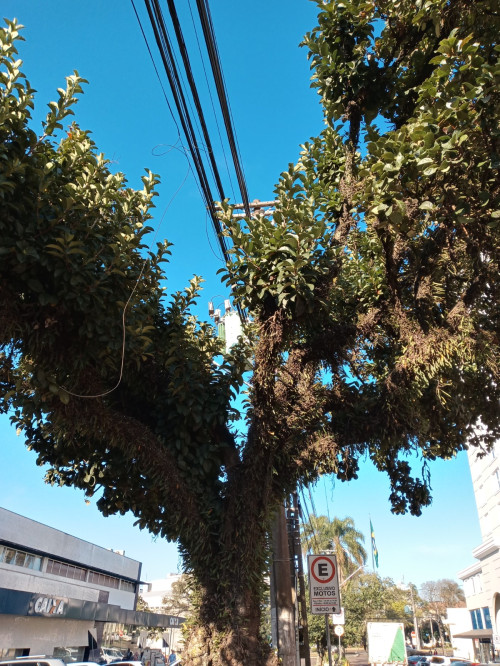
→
(179, 471, 280, 665)
(181, 570, 279, 666)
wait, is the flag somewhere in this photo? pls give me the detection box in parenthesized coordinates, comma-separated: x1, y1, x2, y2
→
(370, 519, 379, 568)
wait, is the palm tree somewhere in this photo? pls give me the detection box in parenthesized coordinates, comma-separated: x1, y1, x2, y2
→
(301, 514, 367, 580)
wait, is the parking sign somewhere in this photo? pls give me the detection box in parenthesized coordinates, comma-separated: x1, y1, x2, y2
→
(308, 554, 341, 614)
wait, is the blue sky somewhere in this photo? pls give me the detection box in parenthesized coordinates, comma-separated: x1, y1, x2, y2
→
(0, 0, 482, 591)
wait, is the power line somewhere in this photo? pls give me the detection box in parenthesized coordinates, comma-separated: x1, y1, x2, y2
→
(165, 0, 226, 201)
(194, 0, 251, 217)
(187, 0, 236, 201)
(135, 0, 248, 320)
(299, 485, 321, 555)
(142, 0, 229, 260)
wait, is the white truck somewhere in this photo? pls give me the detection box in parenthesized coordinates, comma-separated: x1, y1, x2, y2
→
(367, 622, 407, 666)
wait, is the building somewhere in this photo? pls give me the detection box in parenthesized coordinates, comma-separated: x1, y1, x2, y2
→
(140, 574, 186, 653)
(444, 607, 474, 660)
(140, 574, 182, 611)
(0, 508, 183, 660)
(456, 437, 500, 662)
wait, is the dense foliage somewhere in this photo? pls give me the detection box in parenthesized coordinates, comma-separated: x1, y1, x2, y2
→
(1, 0, 499, 663)
(341, 574, 418, 646)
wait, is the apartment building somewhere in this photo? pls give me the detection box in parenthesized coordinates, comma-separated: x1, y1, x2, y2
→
(456, 437, 500, 662)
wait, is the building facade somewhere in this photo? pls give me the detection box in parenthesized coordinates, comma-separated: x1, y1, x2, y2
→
(0, 508, 183, 659)
(456, 437, 500, 662)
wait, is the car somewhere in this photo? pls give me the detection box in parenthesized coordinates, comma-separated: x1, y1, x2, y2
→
(0, 659, 66, 666)
(427, 657, 453, 666)
(99, 651, 123, 666)
(409, 656, 429, 666)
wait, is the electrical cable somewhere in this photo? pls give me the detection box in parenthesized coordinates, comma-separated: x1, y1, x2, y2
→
(131, 0, 182, 142)
(299, 484, 321, 555)
(166, 0, 226, 202)
(144, 0, 229, 262)
(137, 0, 247, 321)
(187, 0, 236, 202)
(194, 0, 251, 217)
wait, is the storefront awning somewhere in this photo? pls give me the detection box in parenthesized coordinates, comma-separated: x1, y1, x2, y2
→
(0, 586, 185, 628)
(452, 629, 493, 640)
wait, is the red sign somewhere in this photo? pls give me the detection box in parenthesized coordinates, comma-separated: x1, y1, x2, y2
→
(310, 556, 336, 584)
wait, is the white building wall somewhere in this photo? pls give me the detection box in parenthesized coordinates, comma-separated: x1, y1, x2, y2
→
(445, 607, 474, 660)
(1, 616, 92, 654)
(0, 507, 152, 655)
(141, 574, 182, 610)
(0, 508, 140, 580)
(0, 564, 100, 602)
(457, 433, 500, 661)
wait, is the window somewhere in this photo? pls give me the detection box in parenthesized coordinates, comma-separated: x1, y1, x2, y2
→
(88, 570, 120, 589)
(0, 545, 42, 571)
(45, 557, 133, 590)
(471, 609, 484, 630)
(120, 579, 136, 593)
(482, 606, 492, 629)
(46, 558, 86, 581)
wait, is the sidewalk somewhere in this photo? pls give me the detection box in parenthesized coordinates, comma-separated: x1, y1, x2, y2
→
(346, 649, 370, 666)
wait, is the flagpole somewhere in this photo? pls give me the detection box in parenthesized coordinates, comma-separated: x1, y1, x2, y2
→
(370, 516, 375, 571)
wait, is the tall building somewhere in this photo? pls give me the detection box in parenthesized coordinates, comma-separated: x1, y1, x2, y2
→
(456, 437, 500, 662)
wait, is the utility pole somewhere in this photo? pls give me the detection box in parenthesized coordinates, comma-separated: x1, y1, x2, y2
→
(290, 492, 312, 666)
(326, 616, 333, 666)
(409, 585, 421, 650)
(271, 503, 297, 666)
(216, 198, 277, 220)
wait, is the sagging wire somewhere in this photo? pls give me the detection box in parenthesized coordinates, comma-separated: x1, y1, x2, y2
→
(60, 161, 191, 399)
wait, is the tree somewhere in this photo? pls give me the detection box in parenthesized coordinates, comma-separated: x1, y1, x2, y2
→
(301, 514, 367, 578)
(421, 579, 466, 646)
(161, 575, 193, 618)
(136, 595, 152, 613)
(1, 0, 499, 663)
(341, 574, 415, 647)
(421, 579, 466, 611)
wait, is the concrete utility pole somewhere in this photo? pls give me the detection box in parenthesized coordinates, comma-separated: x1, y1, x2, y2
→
(271, 503, 297, 666)
(409, 585, 421, 650)
(289, 493, 312, 666)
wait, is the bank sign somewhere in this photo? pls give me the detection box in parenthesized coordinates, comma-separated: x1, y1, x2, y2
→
(308, 554, 340, 615)
(28, 594, 68, 616)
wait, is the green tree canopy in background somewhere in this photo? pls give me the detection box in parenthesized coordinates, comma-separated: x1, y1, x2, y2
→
(341, 574, 421, 647)
(1, 0, 499, 662)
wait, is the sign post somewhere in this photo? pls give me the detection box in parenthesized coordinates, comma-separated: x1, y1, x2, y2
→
(308, 554, 340, 666)
(335, 625, 345, 662)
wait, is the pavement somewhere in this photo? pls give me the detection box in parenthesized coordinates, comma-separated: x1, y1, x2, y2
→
(346, 649, 370, 666)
